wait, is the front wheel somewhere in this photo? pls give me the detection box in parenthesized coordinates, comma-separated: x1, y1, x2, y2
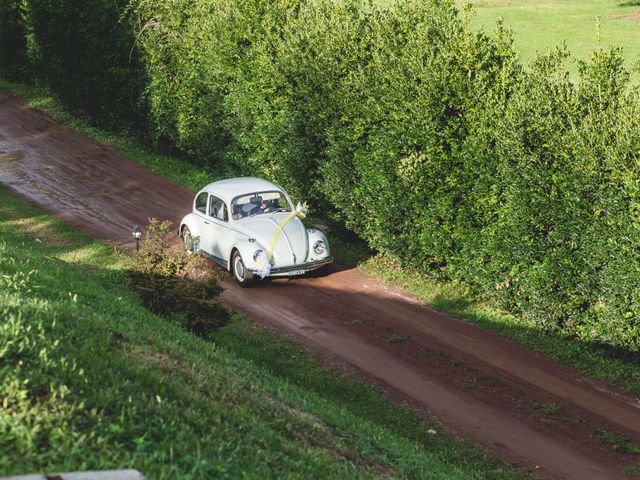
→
(232, 251, 256, 288)
(182, 226, 195, 253)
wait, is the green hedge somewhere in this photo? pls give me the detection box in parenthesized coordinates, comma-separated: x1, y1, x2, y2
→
(488, 49, 640, 347)
(0, 0, 30, 80)
(9, 0, 145, 127)
(2, 0, 639, 349)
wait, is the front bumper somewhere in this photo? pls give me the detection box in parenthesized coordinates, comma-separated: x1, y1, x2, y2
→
(250, 257, 333, 277)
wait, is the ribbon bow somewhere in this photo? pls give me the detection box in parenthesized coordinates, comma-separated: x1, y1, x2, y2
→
(253, 202, 308, 279)
(268, 201, 307, 262)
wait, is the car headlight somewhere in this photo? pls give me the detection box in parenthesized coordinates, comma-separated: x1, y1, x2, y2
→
(253, 249, 264, 261)
(313, 240, 326, 255)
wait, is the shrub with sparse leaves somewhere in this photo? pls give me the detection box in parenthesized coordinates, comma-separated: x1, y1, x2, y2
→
(129, 218, 229, 336)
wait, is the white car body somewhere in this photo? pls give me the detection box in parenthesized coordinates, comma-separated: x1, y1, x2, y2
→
(178, 177, 332, 285)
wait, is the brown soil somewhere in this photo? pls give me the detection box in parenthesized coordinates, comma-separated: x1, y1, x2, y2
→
(627, 11, 640, 21)
(2, 90, 640, 480)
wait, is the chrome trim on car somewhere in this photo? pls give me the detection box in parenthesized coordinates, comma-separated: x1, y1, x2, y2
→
(250, 257, 333, 277)
(200, 251, 229, 269)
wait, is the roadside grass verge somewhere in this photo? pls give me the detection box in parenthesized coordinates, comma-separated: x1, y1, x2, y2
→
(0, 188, 528, 478)
(1, 77, 638, 398)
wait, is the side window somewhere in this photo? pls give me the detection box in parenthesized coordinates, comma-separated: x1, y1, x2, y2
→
(195, 192, 208, 214)
(209, 196, 228, 222)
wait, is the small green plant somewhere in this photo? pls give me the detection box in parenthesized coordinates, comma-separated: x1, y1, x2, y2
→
(595, 429, 640, 455)
(536, 403, 561, 417)
(385, 334, 410, 344)
(129, 218, 229, 336)
(624, 464, 640, 476)
(477, 375, 506, 388)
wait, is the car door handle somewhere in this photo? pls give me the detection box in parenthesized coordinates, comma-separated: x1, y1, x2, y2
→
(204, 221, 210, 225)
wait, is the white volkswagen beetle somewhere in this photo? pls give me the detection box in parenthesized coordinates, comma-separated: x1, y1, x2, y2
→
(178, 177, 332, 286)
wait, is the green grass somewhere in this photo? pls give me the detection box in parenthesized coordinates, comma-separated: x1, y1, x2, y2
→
(625, 463, 640, 476)
(374, 0, 640, 77)
(536, 403, 561, 417)
(595, 429, 640, 455)
(385, 334, 411, 344)
(458, 0, 640, 75)
(0, 188, 530, 478)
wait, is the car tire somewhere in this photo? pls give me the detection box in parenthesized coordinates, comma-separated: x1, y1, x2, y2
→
(182, 226, 195, 253)
(232, 250, 256, 287)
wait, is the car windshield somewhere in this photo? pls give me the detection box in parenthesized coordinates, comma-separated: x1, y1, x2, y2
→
(231, 191, 292, 220)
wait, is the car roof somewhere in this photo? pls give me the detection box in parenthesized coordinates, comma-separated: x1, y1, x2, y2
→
(200, 177, 286, 203)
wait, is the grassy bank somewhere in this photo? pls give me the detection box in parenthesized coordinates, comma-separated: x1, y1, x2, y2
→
(1, 77, 638, 399)
(0, 189, 528, 477)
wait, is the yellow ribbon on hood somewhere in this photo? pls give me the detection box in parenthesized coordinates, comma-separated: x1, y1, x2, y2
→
(268, 202, 307, 262)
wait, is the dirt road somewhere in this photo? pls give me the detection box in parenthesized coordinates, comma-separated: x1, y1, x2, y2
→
(2, 90, 639, 479)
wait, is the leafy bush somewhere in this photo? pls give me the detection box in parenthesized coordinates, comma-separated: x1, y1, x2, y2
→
(132, 0, 373, 202)
(319, 2, 521, 269)
(454, 46, 640, 350)
(129, 218, 229, 335)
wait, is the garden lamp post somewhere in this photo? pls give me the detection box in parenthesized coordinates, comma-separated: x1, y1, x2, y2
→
(132, 225, 142, 252)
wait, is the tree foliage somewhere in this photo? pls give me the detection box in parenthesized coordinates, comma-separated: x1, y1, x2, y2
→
(8, 0, 146, 126)
(0, 0, 30, 80)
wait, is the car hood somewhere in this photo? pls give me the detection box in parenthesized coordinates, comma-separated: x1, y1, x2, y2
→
(238, 214, 308, 266)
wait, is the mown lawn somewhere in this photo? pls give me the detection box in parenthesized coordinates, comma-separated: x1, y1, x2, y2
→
(459, 0, 640, 73)
(0, 187, 527, 478)
(375, 0, 640, 75)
